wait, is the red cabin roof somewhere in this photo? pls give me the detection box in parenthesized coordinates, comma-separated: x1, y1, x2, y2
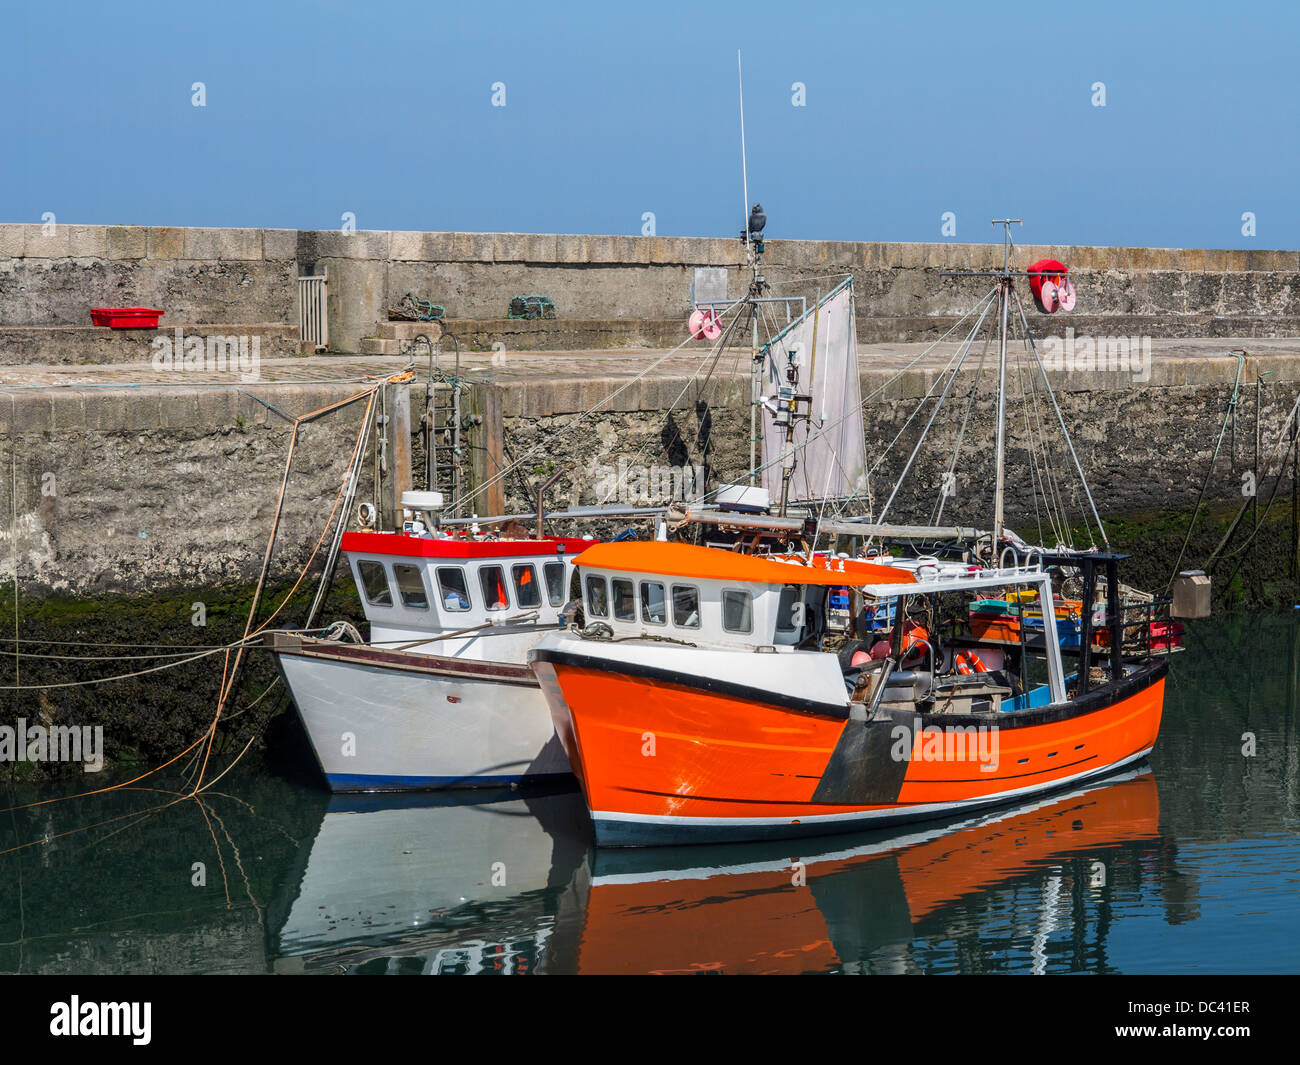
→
(341, 531, 597, 560)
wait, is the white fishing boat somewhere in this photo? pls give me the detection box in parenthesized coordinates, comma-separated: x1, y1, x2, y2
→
(267, 491, 595, 791)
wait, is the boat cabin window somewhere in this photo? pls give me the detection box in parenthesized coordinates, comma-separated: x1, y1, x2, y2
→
(393, 564, 429, 610)
(436, 567, 471, 612)
(358, 561, 393, 606)
(480, 565, 510, 611)
(775, 584, 802, 634)
(544, 562, 566, 607)
(585, 574, 609, 618)
(722, 589, 753, 634)
(671, 585, 700, 628)
(640, 581, 667, 625)
(612, 579, 636, 622)
(512, 563, 541, 608)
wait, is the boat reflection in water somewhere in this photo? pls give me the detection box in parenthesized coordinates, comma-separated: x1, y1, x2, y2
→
(271, 767, 1173, 974)
(272, 784, 590, 973)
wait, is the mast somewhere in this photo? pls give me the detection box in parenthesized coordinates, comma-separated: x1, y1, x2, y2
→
(990, 219, 1020, 552)
(738, 49, 761, 486)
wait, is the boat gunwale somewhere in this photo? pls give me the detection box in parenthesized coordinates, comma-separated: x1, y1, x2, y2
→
(529, 643, 1168, 731)
(269, 632, 540, 687)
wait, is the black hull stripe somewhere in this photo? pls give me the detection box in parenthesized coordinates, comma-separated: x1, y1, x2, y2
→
(615, 754, 1100, 808)
(532, 647, 851, 719)
(532, 647, 1168, 730)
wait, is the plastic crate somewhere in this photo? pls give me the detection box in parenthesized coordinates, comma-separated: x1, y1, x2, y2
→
(90, 307, 165, 329)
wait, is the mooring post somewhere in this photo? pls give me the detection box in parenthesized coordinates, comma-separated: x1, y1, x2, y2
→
(467, 382, 506, 518)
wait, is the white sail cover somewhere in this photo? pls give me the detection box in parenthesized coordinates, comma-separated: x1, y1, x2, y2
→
(759, 278, 867, 502)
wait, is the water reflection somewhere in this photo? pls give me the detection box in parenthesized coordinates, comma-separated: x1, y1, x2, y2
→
(268, 768, 1174, 974)
(4, 613, 1300, 974)
(272, 785, 589, 974)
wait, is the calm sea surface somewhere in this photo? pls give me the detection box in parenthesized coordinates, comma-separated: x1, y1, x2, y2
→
(2, 612, 1297, 974)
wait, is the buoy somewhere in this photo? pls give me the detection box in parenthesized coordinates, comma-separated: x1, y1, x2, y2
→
(702, 309, 722, 340)
(1027, 258, 1071, 314)
(688, 309, 706, 339)
(1057, 278, 1076, 311)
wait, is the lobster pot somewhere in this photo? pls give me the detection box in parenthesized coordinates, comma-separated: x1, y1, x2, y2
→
(508, 296, 556, 320)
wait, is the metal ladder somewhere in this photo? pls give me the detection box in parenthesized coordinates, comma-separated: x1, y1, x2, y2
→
(409, 333, 466, 508)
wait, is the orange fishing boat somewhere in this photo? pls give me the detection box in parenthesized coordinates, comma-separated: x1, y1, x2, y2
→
(529, 222, 1186, 848)
(530, 541, 1165, 846)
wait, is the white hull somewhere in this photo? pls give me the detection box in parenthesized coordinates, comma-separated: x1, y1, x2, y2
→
(274, 638, 571, 791)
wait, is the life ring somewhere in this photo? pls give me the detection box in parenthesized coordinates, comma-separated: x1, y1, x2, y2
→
(956, 649, 989, 674)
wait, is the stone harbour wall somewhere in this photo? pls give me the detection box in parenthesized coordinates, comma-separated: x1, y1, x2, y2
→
(5, 223, 1300, 355)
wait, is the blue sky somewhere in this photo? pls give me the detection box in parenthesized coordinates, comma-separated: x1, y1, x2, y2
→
(2, 0, 1296, 248)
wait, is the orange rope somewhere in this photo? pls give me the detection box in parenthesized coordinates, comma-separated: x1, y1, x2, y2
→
(0, 733, 207, 815)
(191, 386, 378, 794)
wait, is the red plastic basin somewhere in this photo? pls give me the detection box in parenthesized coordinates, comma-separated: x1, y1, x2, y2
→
(90, 307, 165, 329)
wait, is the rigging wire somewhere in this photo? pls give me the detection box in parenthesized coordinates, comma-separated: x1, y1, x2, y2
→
(1165, 352, 1246, 587)
(868, 293, 999, 534)
(1011, 292, 1109, 549)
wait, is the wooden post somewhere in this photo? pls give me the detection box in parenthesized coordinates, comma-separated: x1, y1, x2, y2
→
(383, 380, 412, 526)
(466, 383, 506, 519)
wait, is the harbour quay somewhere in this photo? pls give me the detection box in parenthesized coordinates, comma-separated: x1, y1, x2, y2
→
(2, 224, 1299, 608)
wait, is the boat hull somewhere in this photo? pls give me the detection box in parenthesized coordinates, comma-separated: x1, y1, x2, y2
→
(532, 641, 1165, 846)
(272, 635, 571, 791)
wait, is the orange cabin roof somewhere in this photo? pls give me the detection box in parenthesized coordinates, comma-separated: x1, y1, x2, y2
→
(572, 541, 917, 588)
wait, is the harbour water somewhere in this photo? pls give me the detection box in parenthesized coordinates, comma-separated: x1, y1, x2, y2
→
(1, 612, 1296, 975)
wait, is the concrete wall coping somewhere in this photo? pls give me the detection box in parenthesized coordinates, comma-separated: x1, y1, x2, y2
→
(3, 352, 1295, 428)
(3, 223, 1297, 273)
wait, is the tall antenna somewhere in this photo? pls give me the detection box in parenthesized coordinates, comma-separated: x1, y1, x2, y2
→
(738, 49, 749, 251)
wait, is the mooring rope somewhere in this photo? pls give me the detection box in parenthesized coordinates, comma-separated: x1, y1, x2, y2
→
(449, 300, 749, 517)
(0, 378, 382, 836)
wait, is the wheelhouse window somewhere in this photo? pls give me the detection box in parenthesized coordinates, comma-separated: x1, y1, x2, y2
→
(640, 581, 667, 625)
(722, 589, 753, 634)
(394, 564, 430, 609)
(543, 562, 566, 607)
(357, 561, 392, 606)
(671, 585, 700, 628)
(775, 584, 801, 634)
(585, 574, 609, 618)
(479, 565, 510, 611)
(436, 567, 471, 612)
(612, 579, 636, 622)
(512, 563, 541, 608)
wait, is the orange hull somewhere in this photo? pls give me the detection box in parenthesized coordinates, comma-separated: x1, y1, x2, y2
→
(534, 651, 1165, 845)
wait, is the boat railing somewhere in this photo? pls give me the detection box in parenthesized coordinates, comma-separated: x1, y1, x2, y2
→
(1112, 594, 1183, 656)
(982, 560, 1046, 582)
(999, 544, 1044, 573)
